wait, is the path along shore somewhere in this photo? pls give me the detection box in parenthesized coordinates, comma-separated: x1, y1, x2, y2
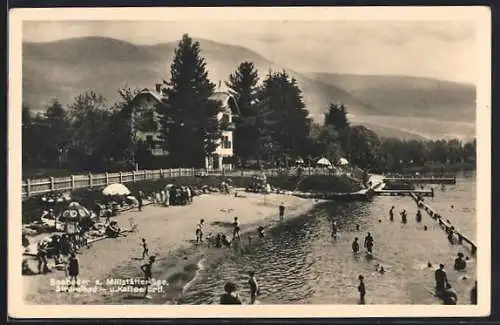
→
(23, 191, 318, 304)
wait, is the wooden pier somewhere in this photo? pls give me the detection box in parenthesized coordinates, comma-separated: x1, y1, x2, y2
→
(409, 192, 477, 254)
(384, 176, 456, 185)
(374, 189, 434, 197)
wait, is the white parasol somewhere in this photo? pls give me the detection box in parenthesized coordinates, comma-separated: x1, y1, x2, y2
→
(316, 157, 332, 167)
(102, 183, 131, 196)
(338, 157, 349, 166)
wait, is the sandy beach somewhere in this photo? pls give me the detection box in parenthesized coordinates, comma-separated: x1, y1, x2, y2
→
(23, 191, 318, 305)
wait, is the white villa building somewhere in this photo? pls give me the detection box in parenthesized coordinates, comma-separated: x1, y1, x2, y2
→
(130, 83, 240, 170)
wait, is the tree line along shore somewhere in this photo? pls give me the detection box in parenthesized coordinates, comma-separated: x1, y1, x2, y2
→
(22, 33, 476, 176)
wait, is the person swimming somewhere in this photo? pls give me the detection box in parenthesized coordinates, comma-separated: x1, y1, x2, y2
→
(352, 237, 360, 253)
(454, 252, 467, 271)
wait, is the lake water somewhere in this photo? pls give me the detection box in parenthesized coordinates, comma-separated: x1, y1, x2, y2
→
(178, 172, 477, 305)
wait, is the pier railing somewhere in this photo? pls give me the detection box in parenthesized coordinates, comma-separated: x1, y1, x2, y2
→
(22, 167, 348, 199)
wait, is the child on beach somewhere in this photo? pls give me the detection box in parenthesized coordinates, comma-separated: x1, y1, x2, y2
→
(141, 238, 149, 260)
(196, 219, 205, 243)
(279, 203, 285, 221)
(358, 275, 366, 304)
(67, 253, 79, 287)
(141, 256, 156, 300)
(248, 271, 260, 304)
(233, 217, 241, 241)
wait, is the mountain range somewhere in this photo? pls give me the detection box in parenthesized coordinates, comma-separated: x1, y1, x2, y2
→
(22, 36, 476, 141)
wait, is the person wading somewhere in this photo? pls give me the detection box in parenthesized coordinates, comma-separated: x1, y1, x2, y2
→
(435, 264, 450, 295)
(364, 232, 374, 254)
(389, 206, 395, 222)
(352, 237, 360, 253)
(248, 271, 260, 304)
(416, 210, 422, 223)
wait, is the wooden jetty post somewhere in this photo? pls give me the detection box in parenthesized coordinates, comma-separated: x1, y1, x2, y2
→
(409, 192, 477, 254)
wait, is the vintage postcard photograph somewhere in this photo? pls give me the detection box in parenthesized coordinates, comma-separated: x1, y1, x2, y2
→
(8, 6, 491, 318)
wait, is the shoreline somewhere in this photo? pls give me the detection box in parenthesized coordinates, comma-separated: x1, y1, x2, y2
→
(23, 191, 318, 305)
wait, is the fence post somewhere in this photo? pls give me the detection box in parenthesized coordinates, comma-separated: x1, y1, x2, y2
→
(71, 175, 75, 190)
(105, 172, 109, 185)
(132, 170, 136, 182)
(119, 172, 123, 183)
(26, 179, 31, 198)
(50, 177, 55, 191)
(88, 173, 93, 187)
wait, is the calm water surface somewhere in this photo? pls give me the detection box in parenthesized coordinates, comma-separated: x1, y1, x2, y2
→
(178, 173, 477, 305)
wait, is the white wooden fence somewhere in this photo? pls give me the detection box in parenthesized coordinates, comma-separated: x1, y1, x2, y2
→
(22, 167, 353, 199)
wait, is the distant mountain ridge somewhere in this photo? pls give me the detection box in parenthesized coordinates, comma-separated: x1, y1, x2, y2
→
(21, 36, 476, 140)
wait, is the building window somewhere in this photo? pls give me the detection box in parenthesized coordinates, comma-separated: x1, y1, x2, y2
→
(221, 136, 231, 149)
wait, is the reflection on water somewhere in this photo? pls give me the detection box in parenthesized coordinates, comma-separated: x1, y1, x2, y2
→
(177, 174, 477, 305)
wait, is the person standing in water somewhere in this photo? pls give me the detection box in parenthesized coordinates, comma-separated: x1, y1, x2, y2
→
(352, 237, 360, 253)
(389, 206, 395, 221)
(358, 275, 366, 304)
(248, 271, 259, 304)
(454, 252, 466, 271)
(435, 264, 450, 294)
(416, 210, 422, 223)
(401, 210, 408, 224)
(141, 255, 156, 299)
(279, 203, 285, 221)
(141, 238, 149, 260)
(364, 232, 374, 254)
(331, 221, 338, 240)
(233, 217, 241, 241)
(220, 282, 242, 304)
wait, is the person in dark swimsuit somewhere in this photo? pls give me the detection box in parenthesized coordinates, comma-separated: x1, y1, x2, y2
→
(358, 275, 366, 304)
(364, 232, 374, 254)
(279, 203, 285, 221)
(257, 226, 265, 239)
(67, 253, 79, 287)
(389, 206, 395, 221)
(454, 252, 466, 271)
(352, 237, 360, 253)
(416, 210, 422, 223)
(401, 210, 407, 224)
(435, 264, 449, 294)
(248, 271, 259, 304)
(141, 255, 156, 299)
(220, 282, 242, 305)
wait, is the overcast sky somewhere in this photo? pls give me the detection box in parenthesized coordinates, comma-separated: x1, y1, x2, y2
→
(23, 20, 477, 84)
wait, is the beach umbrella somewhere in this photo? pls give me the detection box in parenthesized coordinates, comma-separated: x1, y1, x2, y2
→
(295, 157, 305, 164)
(103, 183, 131, 196)
(338, 157, 349, 166)
(68, 201, 80, 208)
(316, 157, 332, 167)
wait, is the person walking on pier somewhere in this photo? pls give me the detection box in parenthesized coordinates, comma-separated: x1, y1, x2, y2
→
(389, 206, 395, 222)
(352, 237, 360, 253)
(358, 275, 366, 304)
(416, 210, 422, 223)
(364, 232, 374, 254)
